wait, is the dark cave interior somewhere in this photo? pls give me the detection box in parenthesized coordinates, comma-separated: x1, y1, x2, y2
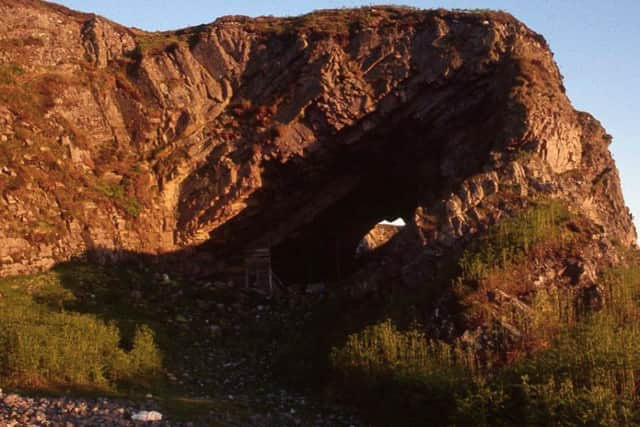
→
(270, 136, 443, 285)
(203, 89, 498, 285)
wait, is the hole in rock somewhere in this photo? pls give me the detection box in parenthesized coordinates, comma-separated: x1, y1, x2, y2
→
(269, 146, 436, 286)
(378, 218, 406, 226)
(271, 211, 411, 286)
(203, 95, 498, 286)
(268, 118, 494, 283)
(263, 85, 500, 284)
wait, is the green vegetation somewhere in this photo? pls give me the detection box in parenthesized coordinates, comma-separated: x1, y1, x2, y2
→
(330, 265, 640, 426)
(0, 64, 25, 85)
(0, 262, 280, 425)
(95, 182, 142, 217)
(459, 200, 571, 280)
(0, 268, 161, 392)
(0, 262, 248, 421)
(0, 196, 637, 425)
(276, 201, 576, 390)
(282, 201, 640, 425)
(330, 319, 479, 425)
(134, 33, 186, 56)
(331, 320, 475, 386)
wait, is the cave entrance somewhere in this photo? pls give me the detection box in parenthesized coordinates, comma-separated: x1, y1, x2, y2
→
(241, 86, 498, 287)
(271, 205, 411, 286)
(270, 141, 436, 286)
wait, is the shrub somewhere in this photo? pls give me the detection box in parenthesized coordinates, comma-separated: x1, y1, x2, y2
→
(0, 309, 162, 390)
(330, 320, 481, 424)
(459, 200, 571, 280)
(95, 182, 142, 217)
(0, 64, 25, 85)
(504, 309, 640, 425)
(0, 270, 163, 392)
(0, 309, 122, 388)
(331, 319, 476, 385)
(125, 325, 163, 379)
(330, 263, 640, 426)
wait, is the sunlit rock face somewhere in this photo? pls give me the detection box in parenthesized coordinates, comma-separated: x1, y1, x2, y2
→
(357, 222, 403, 256)
(0, 1, 635, 288)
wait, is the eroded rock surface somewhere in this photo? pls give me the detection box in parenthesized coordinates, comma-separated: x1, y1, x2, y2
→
(0, 1, 635, 302)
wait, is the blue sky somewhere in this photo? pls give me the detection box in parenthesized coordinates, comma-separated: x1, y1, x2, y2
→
(54, 0, 640, 234)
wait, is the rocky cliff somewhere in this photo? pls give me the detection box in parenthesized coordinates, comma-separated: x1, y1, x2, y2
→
(0, 0, 636, 314)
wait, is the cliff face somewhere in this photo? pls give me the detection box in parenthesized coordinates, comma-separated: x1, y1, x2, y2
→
(0, 0, 635, 301)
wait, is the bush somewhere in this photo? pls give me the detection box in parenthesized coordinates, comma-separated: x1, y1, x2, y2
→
(125, 325, 164, 379)
(330, 264, 640, 426)
(331, 319, 476, 385)
(0, 64, 25, 85)
(0, 310, 162, 390)
(0, 309, 122, 388)
(459, 200, 571, 280)
(0, 271, 162, 392)
(95, 182, 142, 217)
(330, 320, 480, 424)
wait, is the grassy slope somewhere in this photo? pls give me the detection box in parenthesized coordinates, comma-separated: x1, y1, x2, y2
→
(323, 201, 640, 426)
(0, 263, 247, 422)
(330, 264, 640, 426)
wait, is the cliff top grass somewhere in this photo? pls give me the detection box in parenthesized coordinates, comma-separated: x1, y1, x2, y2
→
(219, 6, 520, 40)
(249, 6, 423, 36)
(133, 32, 188, 56)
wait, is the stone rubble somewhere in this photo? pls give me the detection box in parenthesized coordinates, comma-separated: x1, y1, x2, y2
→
(0, 392, 166, 427)
(0, 282, 366, 427)
(0, 378, 363, 427)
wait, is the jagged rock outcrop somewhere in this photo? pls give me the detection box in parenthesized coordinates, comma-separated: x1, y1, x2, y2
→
(356, 223, 403, 256)
(0, 0, 635, 320)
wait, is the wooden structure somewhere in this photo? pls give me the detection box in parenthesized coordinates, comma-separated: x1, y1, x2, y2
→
(244, 248, 273, 293)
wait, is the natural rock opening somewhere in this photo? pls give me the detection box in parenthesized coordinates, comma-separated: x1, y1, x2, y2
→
(268, 122, 476, 285)
(270, 201, 410, 286)
(198, 86, 503, 284)
(378, 218, 407, 226)
(0, 0, 635, 297)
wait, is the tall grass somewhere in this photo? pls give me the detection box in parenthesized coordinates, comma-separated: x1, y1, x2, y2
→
(0, 269, 162, 392)
(0, 311, 161, 389)
(459, 200, 571, 280)
(330, 265, 640, 426)
(508, 270, 640, 426)
(331, 319, 478, 385)
(330, 320, 481, 425)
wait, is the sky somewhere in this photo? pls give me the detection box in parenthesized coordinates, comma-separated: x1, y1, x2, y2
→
(54, 0, 640, 234)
